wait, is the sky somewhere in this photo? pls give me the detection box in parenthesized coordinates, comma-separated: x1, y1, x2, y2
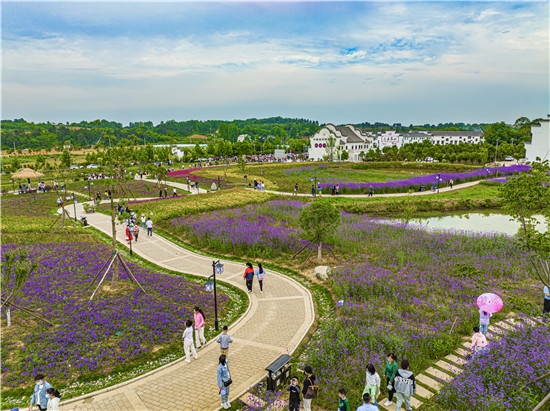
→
(2, 1, 548, 126)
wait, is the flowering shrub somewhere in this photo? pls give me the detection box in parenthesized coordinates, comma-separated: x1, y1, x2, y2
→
(1, 243, 227, 394)
(435, 322, 550, 410)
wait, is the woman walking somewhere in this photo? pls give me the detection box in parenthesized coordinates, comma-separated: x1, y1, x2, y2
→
(141, 213, 146, 230)
(217, 354, 232, 409)
(244, 262, 254, 293)
(133, 225, 139, 243)
(297, 365, 316, 411)
(45, 388, 61, 411)
(194, 306, 207, 349)
(363, 363, 381, 406)
(383, 353, 398, 407)
(255, 263, 265, 294)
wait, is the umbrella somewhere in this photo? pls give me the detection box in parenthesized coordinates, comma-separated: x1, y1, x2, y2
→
(11, 168, 45, 180)
(477, 293, 503, 313)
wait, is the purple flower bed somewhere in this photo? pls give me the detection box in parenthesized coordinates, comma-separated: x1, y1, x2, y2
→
(318, 165, 531, 194)
(170, 200, 543, 409)
(435, 322, 550, 409)
(1, 243, 226, 389)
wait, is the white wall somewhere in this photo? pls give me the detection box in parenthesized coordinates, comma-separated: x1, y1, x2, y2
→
(525, 117, 550, 161)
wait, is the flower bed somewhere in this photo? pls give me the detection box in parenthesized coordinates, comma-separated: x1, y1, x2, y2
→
(319, 165, 531, 194)
(434, 322, 550, 410)
(168, 200, 543, 409)
(167, 166, 234, 189)
(1, 243, 227, 396)
(68, 180, 159, 199)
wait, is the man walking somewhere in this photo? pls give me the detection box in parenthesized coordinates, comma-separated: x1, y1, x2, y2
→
(146, 217, 153, 237)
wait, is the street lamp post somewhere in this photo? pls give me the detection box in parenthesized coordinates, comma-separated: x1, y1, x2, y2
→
(494, 140, 500, 177)
(206, 260, 223, 331)
(437, 174, 441, 194)
(72, 194, 77, 222)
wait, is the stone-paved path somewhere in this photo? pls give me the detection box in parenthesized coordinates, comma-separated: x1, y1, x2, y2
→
(251, 180, 481, 198)
(61, 203, 315, 411)
(375, 313, 545, 410)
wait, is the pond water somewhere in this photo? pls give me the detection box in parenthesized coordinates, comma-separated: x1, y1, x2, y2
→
(407, 211, 547, 236)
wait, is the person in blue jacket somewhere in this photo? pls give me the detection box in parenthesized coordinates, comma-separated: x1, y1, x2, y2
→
(217, 355, 232, 409)
(29, 374, 52, 411)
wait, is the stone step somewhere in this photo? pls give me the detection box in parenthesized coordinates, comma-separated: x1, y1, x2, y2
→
(462, 341, 472, 349)
(455, 347, 469, 358)
(495, 321, 515, 331)
(445, 353, 468, 366)
(519, 317, 538, 326)
(504, 318, 523, 329)
(417, 373, 442, 390)
(411, 397, 423, 409)
(377, 398, 394, 410)
(414, 383, 434, 400)
(425, 367, 453, 382)
(435, 360, 462, 375)
(265, 398, 288, 411)
(239, 393, 266, 408)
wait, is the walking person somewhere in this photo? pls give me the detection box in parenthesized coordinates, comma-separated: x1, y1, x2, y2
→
(196, 181, 200, 193)
(141, 213, 146, 230)
(363, 364, 381, 406)
(449, 178, 454, 189)
(311, 184, 316, 198)
(173, 187, 177, 197)
(133, 225, 139, 243)
(45, 388, 61, 411)
(479, 309, 492, 336)
(470, 326, 488, 357)
(255, 263, 265, 294)
(393, 359, 416, 411)
(217, 355, 232, 409)
(356, 393, 379, 411)
(287, 377, 301, 411)
(383, 353, 398, 407)
(146, 217, 153, 237)
(294, 183, 298, 196)
(182, 320, 198, 363)
(216, 325, 233, 355)
(338, 388, 349, 411)
(317, 185, 322, 197)
(369, 186, 373, 197)
(159, 188, 163, 198)
(194, 306, 207, 349)
(29, 374, 52, 411)
(543, 283, 550, 321)
(164, 187, 168, 198)
(297, 365, 316, 411)
(244, 262, 254, 293)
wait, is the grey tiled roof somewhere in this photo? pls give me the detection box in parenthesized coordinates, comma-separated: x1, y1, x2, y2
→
(430, 131, 482, 137)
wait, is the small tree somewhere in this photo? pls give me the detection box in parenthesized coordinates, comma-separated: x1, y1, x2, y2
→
(500, 159, 550, 288)
(60, 149, 72, 168)
(299, 201, 341, 260)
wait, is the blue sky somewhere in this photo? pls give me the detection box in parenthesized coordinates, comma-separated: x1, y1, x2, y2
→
(2, 1, 548, 125)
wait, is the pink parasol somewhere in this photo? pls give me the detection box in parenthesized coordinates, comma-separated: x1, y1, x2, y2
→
(477, 293, 503, 313)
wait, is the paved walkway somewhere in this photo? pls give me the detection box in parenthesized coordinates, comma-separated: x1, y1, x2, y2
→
(139, 177, 209, 194)
(252, 180, 481, 198)
(61, 203, 315, 411)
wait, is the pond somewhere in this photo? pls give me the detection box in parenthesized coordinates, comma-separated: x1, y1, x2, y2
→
(405, 210, 547, 236)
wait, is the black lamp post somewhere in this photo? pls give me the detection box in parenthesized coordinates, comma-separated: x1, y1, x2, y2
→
(72, 194, 77, 222)
(206, 260, 223, 331)
(494, 140, 500, 178)
(437, 173, 441, 194)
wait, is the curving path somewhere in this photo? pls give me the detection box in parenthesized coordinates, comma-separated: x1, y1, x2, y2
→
(251, 180, 481, 198)
(61, 202, 315, 411)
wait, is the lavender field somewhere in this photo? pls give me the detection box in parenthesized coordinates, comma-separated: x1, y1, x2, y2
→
(170, 200, 544, 409)
(1, 243, 227, 394)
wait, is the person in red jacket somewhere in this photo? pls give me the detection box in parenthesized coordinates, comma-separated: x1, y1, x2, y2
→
(244, 262, 254, 293)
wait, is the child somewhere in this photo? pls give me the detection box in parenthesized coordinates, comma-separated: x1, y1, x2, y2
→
(182, 319, 198, 363)
(479, 309, 492, 336)
(471, 326, 488, 356)
(338, 388, 349, 411)
(393, 359, 416, 411)
(383, 353, 398, 407)
(287, 377, 301, 411)
(363, 364, 380, 405)
(216, 326, 233, 355)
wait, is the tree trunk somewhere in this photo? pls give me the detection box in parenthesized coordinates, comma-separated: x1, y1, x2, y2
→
(317, 240, 322, 260)
(110, 189, 118, 285)
(6, 307, 11, 327)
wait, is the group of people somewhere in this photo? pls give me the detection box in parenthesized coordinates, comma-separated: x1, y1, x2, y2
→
(158, 187, 177, 198)
(253, 179, 267, 191)
(243, 262, 266, 293)
(21, 374, 61, 411)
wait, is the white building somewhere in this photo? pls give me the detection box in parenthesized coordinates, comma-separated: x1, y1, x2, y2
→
(237, 134, 251, 143)
(525, 114, 550, 162)
(308, 124, 374, 161)
(153, 144, 208, 159)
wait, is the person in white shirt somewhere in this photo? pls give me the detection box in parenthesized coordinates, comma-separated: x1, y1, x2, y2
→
(146, 218, 153, 237)
(45, 388, 61, 411)
(363, 364, 381, 406)
(183, 320, 198, 362)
